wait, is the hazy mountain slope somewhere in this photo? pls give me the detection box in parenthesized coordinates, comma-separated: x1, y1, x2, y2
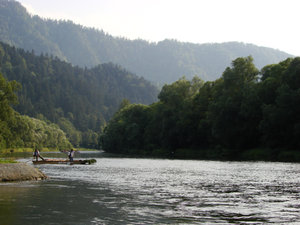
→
(0, 0, 292, 84)
(0, 41, 158, 147)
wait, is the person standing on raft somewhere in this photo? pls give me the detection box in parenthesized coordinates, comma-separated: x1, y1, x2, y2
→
(68, 149, 75, 162)
(33, 148, 45, 161)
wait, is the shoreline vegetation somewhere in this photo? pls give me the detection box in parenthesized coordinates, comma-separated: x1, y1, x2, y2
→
(0, 148, 99, 159)
(0, 158, 17, 164)
(0, 147, 101, 154)
(102, 57, 300, 162)
(109, 148, 300, 163)
(0, 148, 101, 160)
(105, 148, 300, 162)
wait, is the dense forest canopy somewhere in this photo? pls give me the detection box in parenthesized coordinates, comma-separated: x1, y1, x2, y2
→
(0, 72, 71, 150)
(0, 41, 158, 148)
(0, 0, 292, 84)
(102, 56, 300, 162)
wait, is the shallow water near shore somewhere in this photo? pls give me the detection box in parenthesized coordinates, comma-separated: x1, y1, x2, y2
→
(1, 152, 300, 224)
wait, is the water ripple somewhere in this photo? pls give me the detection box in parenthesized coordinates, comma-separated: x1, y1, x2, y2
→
(1, 158, 300, 224)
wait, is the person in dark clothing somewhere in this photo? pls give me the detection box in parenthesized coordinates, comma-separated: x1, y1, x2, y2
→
(68, 149, 75, 162)
(33, 149, 45, 161)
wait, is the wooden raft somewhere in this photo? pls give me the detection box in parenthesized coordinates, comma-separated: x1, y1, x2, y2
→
(32, 159, 96, 165)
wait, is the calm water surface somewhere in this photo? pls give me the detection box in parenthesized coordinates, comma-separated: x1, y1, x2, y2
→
(1, 152, 300, 224)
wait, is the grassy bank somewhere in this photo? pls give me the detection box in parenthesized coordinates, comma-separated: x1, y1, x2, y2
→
(0, 147, 101, 155)
(0, 159, 17, 164)
(0, 147, 60, 154)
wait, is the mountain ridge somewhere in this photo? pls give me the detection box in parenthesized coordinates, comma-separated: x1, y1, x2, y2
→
(0, 0, 292, 84)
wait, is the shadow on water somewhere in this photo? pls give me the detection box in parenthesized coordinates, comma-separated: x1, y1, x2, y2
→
(0, 185, 31, 225)
(1, 179, 160, 225)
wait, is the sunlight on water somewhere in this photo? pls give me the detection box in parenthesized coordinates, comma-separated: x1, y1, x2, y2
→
(1, 155, 300, 224)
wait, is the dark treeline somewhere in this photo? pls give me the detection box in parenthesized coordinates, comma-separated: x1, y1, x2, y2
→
(102, 56, 300, 162)
(0, 41, 158, 149)
(0, 0, 291, 84)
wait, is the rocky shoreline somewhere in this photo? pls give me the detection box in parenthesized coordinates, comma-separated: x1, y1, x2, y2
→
(0, 163, 47, 182)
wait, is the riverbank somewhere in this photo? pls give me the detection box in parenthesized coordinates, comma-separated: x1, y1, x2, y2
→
(114, 147, 300, 162)
(0, 147, 100, 154)
(1, 147, 60, 153)
(0, 163, 47, 182)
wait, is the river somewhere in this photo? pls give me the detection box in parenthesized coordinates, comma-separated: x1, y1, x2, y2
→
(1, 152, 300, 224)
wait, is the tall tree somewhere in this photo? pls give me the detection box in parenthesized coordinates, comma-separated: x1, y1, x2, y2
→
(0, 72, 20, 148)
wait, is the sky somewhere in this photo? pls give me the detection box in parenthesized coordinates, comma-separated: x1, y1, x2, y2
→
(18, 0, 300, 56)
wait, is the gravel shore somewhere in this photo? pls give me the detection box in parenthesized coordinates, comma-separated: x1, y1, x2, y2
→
(0, 163, 47, 182)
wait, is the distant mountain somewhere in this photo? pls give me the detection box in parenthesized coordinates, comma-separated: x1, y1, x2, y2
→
(0, 0, 293, 84)
(0, 41, 158, 148)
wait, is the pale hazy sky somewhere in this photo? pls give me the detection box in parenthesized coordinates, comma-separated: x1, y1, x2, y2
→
(18, 0, 300, 56)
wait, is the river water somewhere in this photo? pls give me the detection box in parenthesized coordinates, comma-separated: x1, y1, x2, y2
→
(1, 152, 300, 224)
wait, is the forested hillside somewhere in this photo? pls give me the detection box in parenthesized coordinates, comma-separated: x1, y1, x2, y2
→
(0, 0, 292, 84)
(0, 41, 158, 148)
(0, 72, 71, 150)
(102, 56, 300, 162)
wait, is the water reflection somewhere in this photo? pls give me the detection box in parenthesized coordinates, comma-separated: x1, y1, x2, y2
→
(1, 157, 300, 224)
